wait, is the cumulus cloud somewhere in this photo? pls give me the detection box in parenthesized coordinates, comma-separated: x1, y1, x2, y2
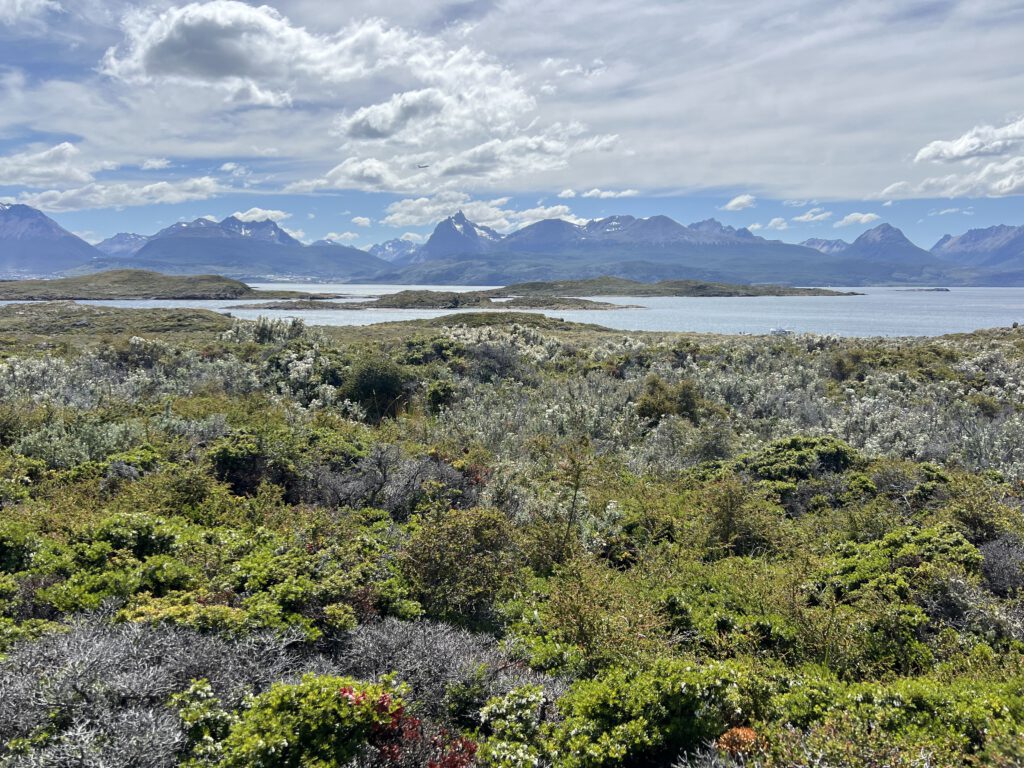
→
(791, 206, 832, 223)
(884, 155, 1024, 198)
(351, 216, 371, 227)
(581, 188, 639, 198)
(557, 188, 576, 198)
(0, 142, 112, 187)
(381, 190, 584, 231)
(102, 1, 409, 104)
(766, 217, 788, 231)
(141, 158, 171, 170)
(885, 113, 1024, 198)
(231, 207, 290, 222)
(721, 194, 756, 211)
(98, 1, 614, 196)
(19, 176, 221, 212)
(400, 231, 426, 243)
(338, 89, 448, 140)
(834, 212, 880, 228)
(914, 115, 1024, 163)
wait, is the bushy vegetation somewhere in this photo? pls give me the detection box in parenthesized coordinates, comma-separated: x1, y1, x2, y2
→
(1, 305, 1024, 766)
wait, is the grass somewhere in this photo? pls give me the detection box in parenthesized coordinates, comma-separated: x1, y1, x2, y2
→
(0, 302, 234, 351)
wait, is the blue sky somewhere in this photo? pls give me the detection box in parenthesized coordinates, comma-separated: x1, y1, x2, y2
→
(1, 0, 1024, 250)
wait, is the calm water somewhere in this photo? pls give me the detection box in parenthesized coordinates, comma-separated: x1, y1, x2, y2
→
(31, 284, 1024, 337)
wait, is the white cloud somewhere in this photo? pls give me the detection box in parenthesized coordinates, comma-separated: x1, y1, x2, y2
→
(220, 162, 250, 177)
(400, 231, 426, 243)
(141, 158, 171, 170)
(7, 0, 1024, 209)
(231, 207, 290, 222)
(791, 206, 832, 223)
(834, 212, 880, 228)
(325, 231, 360, 243)
(782, 199, 810, 207)
(915, 115, 1024, 163)
(19, 176, 221, 212)
(581, 188, 639, 198)
(338, 89, 449, 140)
(99, 1, 613, 196)
(0, 0, 59, 26)
(721, 194, 756, 211)
(766, 217, 788, 231)
(0, 142, 112, 187)
(747, 222, 763, 231)
(351, 216, 371, 227)
(557, 188, 576, 198)
(884, 155, 1024, 198)
(381, 190, 584, 231)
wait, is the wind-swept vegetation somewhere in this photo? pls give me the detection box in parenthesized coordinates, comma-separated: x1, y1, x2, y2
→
(0, 303, 1023, 766)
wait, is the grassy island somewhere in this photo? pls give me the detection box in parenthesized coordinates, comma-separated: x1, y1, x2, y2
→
(0, 270, 339, 300)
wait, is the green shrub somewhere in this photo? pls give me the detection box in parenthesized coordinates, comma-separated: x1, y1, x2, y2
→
(207, 674, 406, 768)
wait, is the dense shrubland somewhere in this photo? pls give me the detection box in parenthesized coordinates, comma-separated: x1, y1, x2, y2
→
(1, 309, 1024, 766)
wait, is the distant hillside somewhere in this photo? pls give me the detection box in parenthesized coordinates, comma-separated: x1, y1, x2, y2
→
(932, 224, 1024, 269)
(0, 270, 322, 300)
(115, 217, 389, 280)
(0, 203, 102, 276)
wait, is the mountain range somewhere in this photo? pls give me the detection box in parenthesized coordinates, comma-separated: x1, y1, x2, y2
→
(3, 202, 1024, 285)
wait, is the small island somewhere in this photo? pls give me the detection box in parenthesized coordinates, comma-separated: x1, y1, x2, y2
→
(236, 289, 625, 311)
(495, 277, 858, 297)
(0, 271, 857, 313)
(0, 270, 341, 301)
(236, 277, 855, 312)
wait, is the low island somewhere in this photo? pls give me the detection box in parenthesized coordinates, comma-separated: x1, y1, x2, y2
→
(237, 277, 856, 312)
(236, 290, 625, 311)
(0, 271, 858, 312)
(0, 270, 340, 301)
(494, 277, 858, 297)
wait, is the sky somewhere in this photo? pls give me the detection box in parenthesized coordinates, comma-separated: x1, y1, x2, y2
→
(1, 0, 1023, 250)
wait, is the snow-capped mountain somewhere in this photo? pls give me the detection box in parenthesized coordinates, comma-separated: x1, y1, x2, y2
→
(95, 233, 151, 257)
(417, 211, 502, 260)
(368, 238, 421, 263)
(219, 216, 301, 246)
(801, 238, 851, 255)
(6, 202, 1024, 285)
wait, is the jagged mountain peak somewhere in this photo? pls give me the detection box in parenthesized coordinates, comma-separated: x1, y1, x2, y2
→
(801, 237, 850, 255)
(219, 216, 300, 246)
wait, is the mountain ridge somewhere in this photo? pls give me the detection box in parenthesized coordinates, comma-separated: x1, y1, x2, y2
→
(6, 203, 1024, 285)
